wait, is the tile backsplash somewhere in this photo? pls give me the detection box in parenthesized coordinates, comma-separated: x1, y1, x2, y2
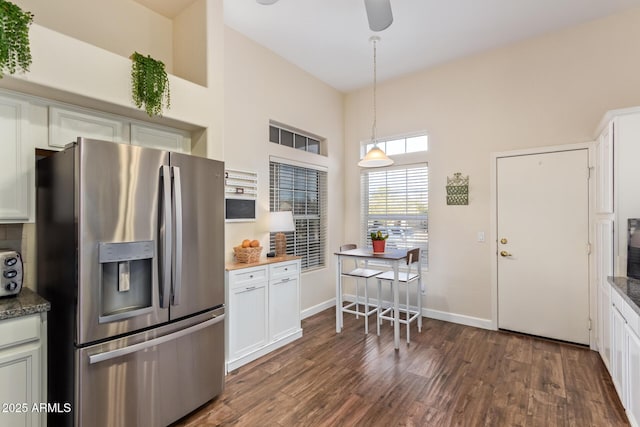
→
(0, 224, 36, 291)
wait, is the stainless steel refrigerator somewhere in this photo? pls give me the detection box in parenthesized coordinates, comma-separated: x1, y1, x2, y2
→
(37, 138, 225, 426)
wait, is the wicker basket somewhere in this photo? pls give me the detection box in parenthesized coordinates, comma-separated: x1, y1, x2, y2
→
(233, 246, 263, 263)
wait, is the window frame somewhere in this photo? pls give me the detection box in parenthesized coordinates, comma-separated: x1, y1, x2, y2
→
(269, 158, 327, 272)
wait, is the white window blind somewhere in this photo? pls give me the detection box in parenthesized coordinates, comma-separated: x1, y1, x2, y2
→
(270, 161, 327, 271)
(361, 164, 429, 266)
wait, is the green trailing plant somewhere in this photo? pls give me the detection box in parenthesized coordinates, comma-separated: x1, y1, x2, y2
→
(130, 51, 170, 117)
(370, 230, 389, 241)
(0, 0, 34, 78)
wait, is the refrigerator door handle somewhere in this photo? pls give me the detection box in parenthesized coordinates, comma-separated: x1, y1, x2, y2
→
(172, 166, 183, 306)
(88, 314, 225, 365)
(160, 165, 173, 308)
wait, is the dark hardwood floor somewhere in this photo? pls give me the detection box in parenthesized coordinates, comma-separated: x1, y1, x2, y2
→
(173, 308, 628, 426)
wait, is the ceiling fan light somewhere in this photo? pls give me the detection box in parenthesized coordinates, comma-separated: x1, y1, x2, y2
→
(358, 146, 394, 168)
(364, 0, 393, 32)
(256, 0, 279, 4)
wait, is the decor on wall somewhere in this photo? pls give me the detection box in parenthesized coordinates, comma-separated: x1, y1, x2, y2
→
(0, 0, 34, 78)
(358, 36, 393, 168)
(224, 169, 258, 222)
(130, 52, 170, 117)
(446, 172, 469, 205)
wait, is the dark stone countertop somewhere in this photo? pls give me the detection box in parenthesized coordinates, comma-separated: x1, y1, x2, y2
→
(608, 276, 640, 317)
(0, 287, 51, 321)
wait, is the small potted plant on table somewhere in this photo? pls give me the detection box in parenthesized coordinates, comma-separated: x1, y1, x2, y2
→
(371, 230, 388, 253)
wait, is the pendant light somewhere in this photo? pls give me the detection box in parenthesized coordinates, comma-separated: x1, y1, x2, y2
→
(358, 36, 393, 168)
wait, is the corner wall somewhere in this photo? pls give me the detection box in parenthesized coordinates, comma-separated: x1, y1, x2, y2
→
(223, 27, 345, 312)
(344, 7, 640, 323)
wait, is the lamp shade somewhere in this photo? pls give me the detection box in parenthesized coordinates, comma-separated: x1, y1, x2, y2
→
(358, 146, 394, 168)
(270, 211, 295, 232)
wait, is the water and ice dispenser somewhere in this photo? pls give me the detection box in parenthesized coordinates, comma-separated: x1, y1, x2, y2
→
(98, 241, 154, 322)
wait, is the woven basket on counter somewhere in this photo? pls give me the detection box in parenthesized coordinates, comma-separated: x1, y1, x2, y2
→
(233, 246, 263, 263)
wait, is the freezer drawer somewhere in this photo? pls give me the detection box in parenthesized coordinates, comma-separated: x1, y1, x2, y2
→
(77, 309, 225, 427)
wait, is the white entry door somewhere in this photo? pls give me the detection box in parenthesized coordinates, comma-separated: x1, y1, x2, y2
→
(497, 149, 590, 345)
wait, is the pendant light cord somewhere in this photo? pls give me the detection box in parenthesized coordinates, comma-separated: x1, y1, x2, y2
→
(370, 37, 378, 144)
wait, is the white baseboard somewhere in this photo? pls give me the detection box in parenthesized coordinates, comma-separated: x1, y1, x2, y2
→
(301, 298, 336, 320)
(341, 293, 494, 331)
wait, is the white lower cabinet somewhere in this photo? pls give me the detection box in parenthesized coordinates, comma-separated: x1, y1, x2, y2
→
(609, 287, 640, 427)
(611, 303, 627, 402)
(627, 322, 640, 427)
(0, 314, 46, 427)
(269, 262, 300, 342)
(225, 258, 302, 372)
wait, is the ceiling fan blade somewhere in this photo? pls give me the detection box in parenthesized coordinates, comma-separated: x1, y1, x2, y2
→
(256, 0, 279, 4)
(364, 0, 393, 32)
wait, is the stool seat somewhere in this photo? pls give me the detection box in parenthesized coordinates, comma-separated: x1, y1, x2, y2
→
(376, 271, 419, 282)
(343, 268, 383, 279)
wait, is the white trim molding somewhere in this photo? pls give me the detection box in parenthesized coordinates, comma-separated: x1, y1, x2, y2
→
(301, 298, 336, 320)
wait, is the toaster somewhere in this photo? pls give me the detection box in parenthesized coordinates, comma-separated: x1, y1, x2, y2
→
(0, 250, 23, 297)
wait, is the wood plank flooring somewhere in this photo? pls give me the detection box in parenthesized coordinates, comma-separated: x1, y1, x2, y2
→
(173, 308, 628, 426)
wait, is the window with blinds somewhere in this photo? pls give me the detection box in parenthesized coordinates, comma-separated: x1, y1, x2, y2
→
(270, 161, 327, 271)
(361, 164, 429, 266)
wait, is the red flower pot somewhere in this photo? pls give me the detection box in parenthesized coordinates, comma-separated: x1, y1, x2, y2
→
(372, 240, 386, 253)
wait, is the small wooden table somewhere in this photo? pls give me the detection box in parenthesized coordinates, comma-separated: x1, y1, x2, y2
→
(334, 247, 409, 350)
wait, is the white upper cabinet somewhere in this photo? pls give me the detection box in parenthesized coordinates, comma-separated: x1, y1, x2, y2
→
(0, 94, 31, 221)
(595, 120, 614, 214)
(130, 123, 190, 153)
(49, 106, 126, 148)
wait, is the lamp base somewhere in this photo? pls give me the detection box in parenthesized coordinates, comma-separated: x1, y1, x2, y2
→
(275, 232, 287, 257)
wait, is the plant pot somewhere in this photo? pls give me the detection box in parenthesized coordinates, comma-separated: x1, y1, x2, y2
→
(372, 240, 385, 253)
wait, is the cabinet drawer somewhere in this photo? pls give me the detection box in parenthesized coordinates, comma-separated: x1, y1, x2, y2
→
(623, 302, 640, 337)
(229, 267, 268, 289)
(0, 314, 40, 350)
(270, 261, 299, 279)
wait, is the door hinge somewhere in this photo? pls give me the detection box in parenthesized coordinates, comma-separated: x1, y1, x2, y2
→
(588, 318, 592, 331)
(587, 166, 594, 179)
(586, 242, 592, 255)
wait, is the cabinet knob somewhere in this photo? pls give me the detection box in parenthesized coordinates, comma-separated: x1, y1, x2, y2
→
(249, 274, 253, 278)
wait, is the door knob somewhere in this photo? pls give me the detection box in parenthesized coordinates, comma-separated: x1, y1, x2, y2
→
(500, 238, 508, 244)
(500, 251, 512, 257)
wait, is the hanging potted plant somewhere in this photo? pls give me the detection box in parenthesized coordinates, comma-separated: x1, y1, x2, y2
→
(130, 51, 170, 117)
(370, 230, 388, 253)
(0, 0, 34, 78)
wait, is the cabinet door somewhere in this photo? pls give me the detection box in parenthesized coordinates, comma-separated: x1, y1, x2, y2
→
(269, 275, 300, 341)
(49, 106, 125, 148)
(599, 285, 612, 370)
(596, 121, 614, 214)
(0, 342, 41, 427)
(0, 95, 31, 221)
(627, 324, 640, 427)
(131, 123, 190, 153)
(228, 284, 268, 360)
(611, 306, 627, 405)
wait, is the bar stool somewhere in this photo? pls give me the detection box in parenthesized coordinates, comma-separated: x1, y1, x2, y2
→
(377, 248, 423, 343)
(339, 244, 383, 334)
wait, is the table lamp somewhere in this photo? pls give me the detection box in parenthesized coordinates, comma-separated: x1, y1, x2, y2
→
(270, 211, 295, 257)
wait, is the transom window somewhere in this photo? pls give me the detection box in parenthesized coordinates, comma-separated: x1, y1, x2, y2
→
(269, 123, 325, 156)
(362, 134, 428, 158)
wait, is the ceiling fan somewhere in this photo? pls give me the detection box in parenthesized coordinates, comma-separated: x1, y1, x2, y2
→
(256, 0, 394, 32)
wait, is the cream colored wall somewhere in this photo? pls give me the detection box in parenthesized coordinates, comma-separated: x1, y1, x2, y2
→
(344, 7, 640, 323)
(174, 0, 208, 86)
(224, 27, 345, 313)
(14, 0, 174, 72)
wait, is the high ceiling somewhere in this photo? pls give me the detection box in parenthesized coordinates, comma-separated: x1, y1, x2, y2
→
(137, 0, 640, 92)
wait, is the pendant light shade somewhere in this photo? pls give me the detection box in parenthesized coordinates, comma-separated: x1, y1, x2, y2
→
(359, 36, 393, 168)
(358, 146, 393, 167)
(256, 0, 279, 4)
